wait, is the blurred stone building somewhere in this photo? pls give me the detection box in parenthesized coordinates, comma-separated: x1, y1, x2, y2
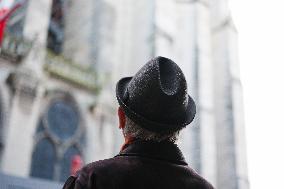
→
(0, 0, 249, 188)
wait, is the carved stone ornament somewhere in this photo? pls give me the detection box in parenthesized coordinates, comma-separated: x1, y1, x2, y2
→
(0, 33, 33, 63)
(12, 68, 39, 111)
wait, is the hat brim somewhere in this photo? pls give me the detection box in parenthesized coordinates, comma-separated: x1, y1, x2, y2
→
(116, 77, 196, 134)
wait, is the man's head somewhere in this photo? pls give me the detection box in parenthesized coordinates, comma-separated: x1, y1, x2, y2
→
(116, 56, 196, 143)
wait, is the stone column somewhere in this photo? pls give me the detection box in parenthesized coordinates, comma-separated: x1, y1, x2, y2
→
(194, 1, 217, 185)
(113, 0, 154, 78)
(211, 0, 249, 188)
(154, 0, 176, 58)
(230, 31, 249, 189)
(1, 0, 52, 177)
(0, 85, 7, 167)
(63, 0, 94, 66)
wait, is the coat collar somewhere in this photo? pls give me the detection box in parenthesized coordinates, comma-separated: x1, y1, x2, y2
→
(115, 140, 188, 165)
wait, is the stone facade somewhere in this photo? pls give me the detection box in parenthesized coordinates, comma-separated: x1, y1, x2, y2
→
(0, 0, 248, 188)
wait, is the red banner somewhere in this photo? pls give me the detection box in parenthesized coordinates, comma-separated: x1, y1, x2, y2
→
(0, 0, 25, 45)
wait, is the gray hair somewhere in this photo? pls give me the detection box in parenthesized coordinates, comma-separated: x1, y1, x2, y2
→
(123, 116, 180, 143)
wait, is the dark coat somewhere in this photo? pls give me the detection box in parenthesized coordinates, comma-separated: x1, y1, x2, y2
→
(62, 140, 214, 189)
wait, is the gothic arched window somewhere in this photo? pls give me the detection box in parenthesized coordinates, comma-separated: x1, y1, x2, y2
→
(47, 100, 79, 140)
(30, 138, 56, 180)
(30, 92, 85, 182)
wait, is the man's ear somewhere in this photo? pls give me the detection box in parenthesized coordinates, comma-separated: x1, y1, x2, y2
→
(118, 107, 126, 129)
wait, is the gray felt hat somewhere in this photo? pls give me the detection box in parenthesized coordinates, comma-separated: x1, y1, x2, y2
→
(116, 56, 196, 134)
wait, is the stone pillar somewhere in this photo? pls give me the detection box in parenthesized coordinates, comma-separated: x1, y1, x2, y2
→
(1, 69, 43, 177)
(194, 1, 217, 185)
(63, 0, 95, 66)
(0, 86, 6, 166)
(0, 62, 14, 169)
(154, 0, 176, 58)
(113, 0, 154, 78)
(211, 0, 249, 188)
(230, 31, 249, 189)
(23, 0, 52, 75)
(1, 0, 52, 177)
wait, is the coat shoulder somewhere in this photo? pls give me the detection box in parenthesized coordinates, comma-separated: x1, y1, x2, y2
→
(62, 157, 117, 189)
(185, 166, 215, 189)
(80, 157, 119, 175)
(64, 156, 215, 189)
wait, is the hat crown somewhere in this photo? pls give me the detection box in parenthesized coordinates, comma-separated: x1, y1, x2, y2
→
(158, 56, 187, 95)
(125, 57, 189, 125)
(116, 56, 196, 133)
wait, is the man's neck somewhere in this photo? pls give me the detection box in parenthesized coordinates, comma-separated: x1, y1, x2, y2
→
(120, 136, 135, 151)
